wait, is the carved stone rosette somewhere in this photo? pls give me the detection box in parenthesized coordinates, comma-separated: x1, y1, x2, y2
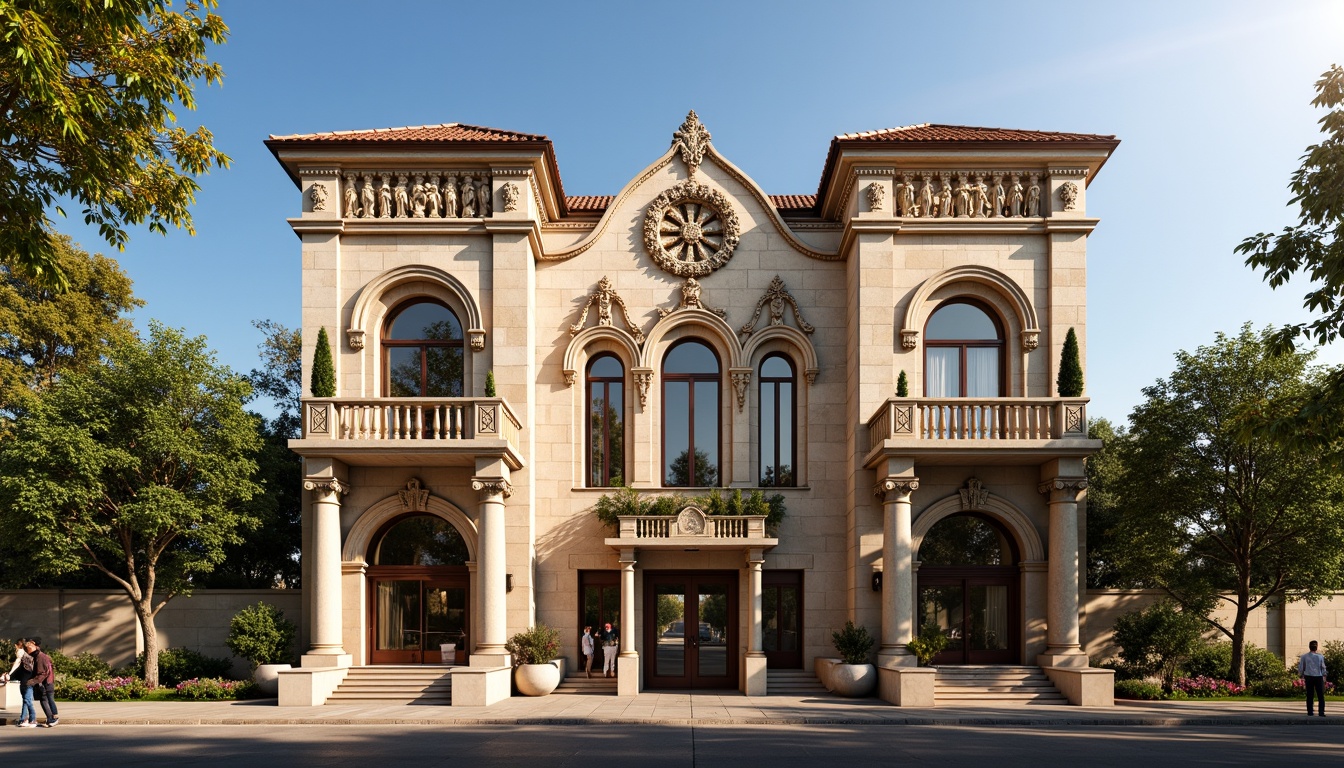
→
(643, 180, 741, 278)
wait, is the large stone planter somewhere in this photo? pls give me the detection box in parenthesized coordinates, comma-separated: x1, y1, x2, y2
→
(514, 662, 560, 696)
(254, 663, 292, 697)
(830, 663, 877, 697)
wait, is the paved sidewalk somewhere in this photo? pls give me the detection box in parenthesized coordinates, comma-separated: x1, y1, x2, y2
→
(3, 693, 1340, 727)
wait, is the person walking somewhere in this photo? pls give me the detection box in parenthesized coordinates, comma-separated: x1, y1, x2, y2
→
(600, 621, 619, 678)
(1299, 640, 1329, 717)
(580, 626, 595, 679)
(2, 638, 37, 727)
(25, 638, 58, 727)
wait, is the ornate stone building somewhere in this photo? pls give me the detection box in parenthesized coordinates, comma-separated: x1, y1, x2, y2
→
(267, 114, 1119, 706)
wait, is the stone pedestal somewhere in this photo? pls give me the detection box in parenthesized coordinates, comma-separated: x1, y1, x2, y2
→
(878, 665, 936, 707)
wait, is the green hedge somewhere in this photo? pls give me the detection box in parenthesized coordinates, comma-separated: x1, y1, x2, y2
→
(129, 647, 235, 686)
(1114, 679, 1164, 700)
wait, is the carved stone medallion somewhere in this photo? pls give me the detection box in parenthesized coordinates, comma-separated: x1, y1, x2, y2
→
(676, 505, 707, 535)
(643, 180, 741, 278)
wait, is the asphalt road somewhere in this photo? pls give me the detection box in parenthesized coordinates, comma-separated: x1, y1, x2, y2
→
(1, 723, 1340, 767)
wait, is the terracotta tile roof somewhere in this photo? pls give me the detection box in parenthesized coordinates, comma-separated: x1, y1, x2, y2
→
(565, 195, 614, 212)
(835, 123, 1115, 143)
(267, 123, 547, 143)
(770, 194, 818, 213)
(562, 194, 816, 215)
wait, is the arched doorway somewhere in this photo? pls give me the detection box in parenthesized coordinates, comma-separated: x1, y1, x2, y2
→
(916, 513, 1019, 664)
(367, 514, 471, 665)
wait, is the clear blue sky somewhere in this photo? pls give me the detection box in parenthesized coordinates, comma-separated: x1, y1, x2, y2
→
(47, 0, 1344, 424)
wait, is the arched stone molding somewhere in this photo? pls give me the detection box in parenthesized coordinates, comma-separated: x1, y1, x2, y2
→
(911, 493, 1044, 563)
(342, 492, 480, 563)
(741, 325, 819, 385)
(900, 265, 1040, 354)
(346, 265, 486, 354)
(562, 325, 642, 388)
(639, 308, 743, 371)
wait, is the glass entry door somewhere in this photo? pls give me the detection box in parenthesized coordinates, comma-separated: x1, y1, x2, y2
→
(917, 570, 1016, 664)
(369, 574, 469, 664)
(763, 571, 803, 669)
(644, 571, 737, 689)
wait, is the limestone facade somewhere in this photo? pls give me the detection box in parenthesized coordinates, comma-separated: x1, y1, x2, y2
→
(267, 115, 1120, 705)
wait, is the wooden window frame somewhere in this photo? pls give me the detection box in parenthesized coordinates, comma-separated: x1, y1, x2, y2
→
(661, 339, 722, 488)
(922, 298, 1006, 397)
(382, 299, 465, 397)
(758, 353, 796, 487)
(585, 353, 625, 487)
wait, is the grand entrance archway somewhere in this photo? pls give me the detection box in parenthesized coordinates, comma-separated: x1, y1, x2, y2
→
(643, 571, 738, 689)
(916, 513, 1019, 664)
(366, 514, 471, 665)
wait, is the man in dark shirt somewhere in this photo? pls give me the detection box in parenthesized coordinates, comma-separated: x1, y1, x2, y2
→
(25, 638, 58, 727)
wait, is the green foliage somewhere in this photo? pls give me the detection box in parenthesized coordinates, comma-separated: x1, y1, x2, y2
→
(130, 647, 234, 687)
(1094, 657, 1146, 682)
(56, 675, 149, 701)
(655, 594, 682, 633)
(906, 623, 949, 666)
(310, 326, 335, 397)
(831, 621, 874, 665)
(0, 322, 262, 688)
(226, 602, 297, 667)
(49, 648, 112, 681)
(1085, 418, 1131, 588)
(667, 448, 718, 487)
(505, 624, 561, 666)
(1057, 327, 1084, 396)
(0, 0, 231, 287)
(1110, 325, 1344, 684)
(1112, 601, 1207, 691)
(593, 485, 786, 533)
(485, 369, 496, 397)
(1183, 643, 1292, 684)
(1249, 678, 1300, 698)
(1323, 640, 1344, 688)
(896, 370, 909, 398)
(174, 677, 257, 700)
(1114, 679, 1165, 700)
(594, 484, 649, 528)
(246, 319, 302, 438)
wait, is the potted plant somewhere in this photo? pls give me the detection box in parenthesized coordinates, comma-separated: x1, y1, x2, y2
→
(830, 621, 876, 697)
(505, 623, 562, 696)
(226, 602, 297, 697)
(906, 623, 949, 667)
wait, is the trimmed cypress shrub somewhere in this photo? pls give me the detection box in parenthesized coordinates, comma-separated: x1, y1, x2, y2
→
(896, 370, 909, 397)
(310, 327, 335, 397)
(485, 369, 496, 397)
(1057, 327, 1083, 397)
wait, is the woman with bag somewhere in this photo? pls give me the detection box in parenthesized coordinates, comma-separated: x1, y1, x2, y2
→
(2, 638, 37, 727)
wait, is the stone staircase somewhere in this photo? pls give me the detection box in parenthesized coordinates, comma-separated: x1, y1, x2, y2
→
(767, 668, 828, 696)
(325, 665, 454, 705)
(934, 665, 1067, 705)
(554, 671, 618, 695)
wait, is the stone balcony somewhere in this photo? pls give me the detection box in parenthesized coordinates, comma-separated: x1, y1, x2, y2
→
(864, 397, 1099, 467)
(605, 510, 778, 552)
(291, 397, 524, 469)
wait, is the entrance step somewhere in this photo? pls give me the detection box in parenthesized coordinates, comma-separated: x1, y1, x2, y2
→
(554, 672, 618, 695)
(326, 665, 454, 705)
(766, 668, 827, 696)
(934, 665, 1067, 705)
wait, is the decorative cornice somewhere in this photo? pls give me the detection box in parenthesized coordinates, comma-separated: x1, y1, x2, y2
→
(298, 168, 341, 176)
(303, 477, 349, 496)
(471, 477, 514, 499)
(1048, 168, 1090, 177)
(491, 168, 534, 177)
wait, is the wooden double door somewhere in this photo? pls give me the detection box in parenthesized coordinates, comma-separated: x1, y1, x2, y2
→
(644, 571, 737, 689)
(368, 567, 469, 665)
(917, 567, 1018, 664)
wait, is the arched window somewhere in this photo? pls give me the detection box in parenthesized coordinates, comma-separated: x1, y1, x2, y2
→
(372, 514, 470, 566)
(662, 340, 720, 487)
(587, 354, 625, 487)
(924, 300, 1004, 397)
(759, 354, 795, 487)
(384, 300, 464, 397)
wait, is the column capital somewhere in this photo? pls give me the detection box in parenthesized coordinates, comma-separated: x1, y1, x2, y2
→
(618, 547, 637, 565)
(303, 477, 349, 498)
(1038, 477, 1087, 501)
(874, 477, 920, 501)
(471, 477, 513, 499)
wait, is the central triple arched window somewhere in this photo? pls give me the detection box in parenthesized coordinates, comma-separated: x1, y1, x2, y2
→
(384, 300, 464, 397)
(924, 300, 1004, 397)
(662, 340, 720, 487)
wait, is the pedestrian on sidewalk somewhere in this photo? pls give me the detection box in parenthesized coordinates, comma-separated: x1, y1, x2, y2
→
(600, 622, 619, 678)
(3, 638, 38, 727)
(1298, 640, 1328, 717)
(24, 638, 58, 727)
(581, 626, 595, 678)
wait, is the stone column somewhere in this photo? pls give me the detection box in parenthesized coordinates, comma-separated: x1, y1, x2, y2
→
(876, 477, 919, 667)
(744, 548, 767, 695)
(471, 477, 512, 666)
(618, 548, 640, 695)
(1038, 477, 1088, 668)
(301, 477, 351, 666)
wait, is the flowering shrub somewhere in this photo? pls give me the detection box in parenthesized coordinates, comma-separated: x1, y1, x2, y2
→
(505, 624, 561, 666)
(174, 677, 258, 701)
(57, 676, 150, 702)
(1248, 677, 1337, 698)
(1172, 676, 1246, 697)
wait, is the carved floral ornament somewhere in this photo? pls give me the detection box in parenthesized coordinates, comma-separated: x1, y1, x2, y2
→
(643, 180, 741, 278)
(672, 110, 712, 177)
(959, 477, 990, 510)
(569, 276, 645, 344)
(1059, 181, 1080, 211)
(658, 277, 726, 319)
(309, 183, 328, 211)
(740, 275, 814, 337)
(399, 478, 431, 512)
(677, 505, 708, 535)
(501, 182, 521, 212)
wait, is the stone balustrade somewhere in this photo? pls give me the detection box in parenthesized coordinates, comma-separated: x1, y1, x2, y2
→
(302, 397, 520, 447)
(868, 397, 1088, 454)
(615, 514, 769, 541)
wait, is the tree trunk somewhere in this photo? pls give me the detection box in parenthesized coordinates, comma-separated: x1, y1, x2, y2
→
(1230, 597, 1251, 687)
(136, 603, 160, 689)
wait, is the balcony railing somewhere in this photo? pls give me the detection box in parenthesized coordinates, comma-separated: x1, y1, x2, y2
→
(301, 397, 521, 446)
(868, 397, 1088, 454)
(615, 514, 770, 540)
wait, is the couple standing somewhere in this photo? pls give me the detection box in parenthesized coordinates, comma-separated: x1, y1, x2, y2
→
(580, 623, 619, 679)
(3, 637, 58, 728)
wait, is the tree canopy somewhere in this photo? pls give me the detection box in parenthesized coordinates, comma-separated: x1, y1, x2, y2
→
(0, 1, 230, 287)
(0, 322, 261, 686)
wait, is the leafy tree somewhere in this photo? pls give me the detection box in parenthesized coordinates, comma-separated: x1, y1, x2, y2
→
(0, 235, 141, 422)
(896, 370, 909, 397)
(0, 1, 231, 287)
(0, 323, 262, 688)
(1057, 327, 1083, 396)
(1084, 418, 1131, 588)
(1111, 325, 1344, 684)
(667, 447, 718, 487)
(1236, 64, 1344, 452)
(226, 602, 297, 668)
(1112, 601, 1207, 692)
(310, 326, 334, 397)
(246, 319, 301, 437)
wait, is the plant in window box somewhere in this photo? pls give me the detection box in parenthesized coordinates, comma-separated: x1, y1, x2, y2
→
(830, 621, 877, 697)
(505, 623, 562, 696)
(906, 623, 949, 667)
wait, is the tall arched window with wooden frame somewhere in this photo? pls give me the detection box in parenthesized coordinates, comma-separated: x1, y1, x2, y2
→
(586, 354, 625, 487)
(662, 340, 720, 487)
(758, 354, 796, 487)
(923, 299, 1004, 398)
(383, 300, 465, 397)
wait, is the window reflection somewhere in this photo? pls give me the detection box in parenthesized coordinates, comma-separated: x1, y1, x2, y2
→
(587, 355, 625, 487)
(759, 354, 795, 487)
(663, 340, 720, 486)
(384, 300, 464, 397)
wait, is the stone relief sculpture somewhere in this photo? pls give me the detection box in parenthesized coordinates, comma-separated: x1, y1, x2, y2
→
(359, 175, 375, 218)
(309, 183, 328, 211)
(897, 175, 916, 217)
(1059, 181, 1079, 211)
(954, 175, 971, 218)
(426, 175, 442, 218)
(740, 275, 815, 336)
(443, 175, 458, 218)
(1026, 174, 1041, 217)
(866, 181, 885, 212)
(970, 174, 989, 218)
(459, 176, 476, 218)
(990, 175, 1005, 218)
(330, 170, 495, 221)
(378, 174, 392, 218)
(659, 277, 726, 319)
(342, 173, 358, 218)
(502, 181, 520, 212)
(672, 110, 712, 177)
(919, 174, 934, 218)
(476, 175, 491, 217)
(938, 174, 954, 217)
(411, 174, 427, 218)
(643, 180, 741, 278)
(959, 477, 990, 511)
(399, 478, 431, 512)
(1007, 174, 1024, 217)
(394, 175, 410, 218)
(569, 275, 645, 344)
